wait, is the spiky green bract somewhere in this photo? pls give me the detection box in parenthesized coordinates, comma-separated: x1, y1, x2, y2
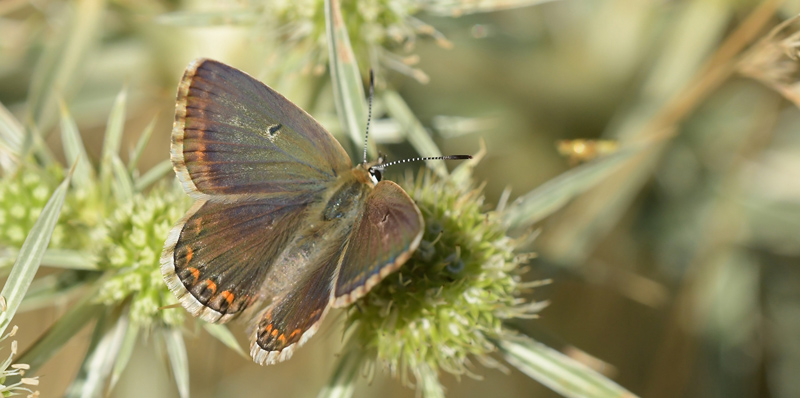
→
(95, 183, 190, 329)
(0, 166, 100, 251)
(348, 170, 540, 386)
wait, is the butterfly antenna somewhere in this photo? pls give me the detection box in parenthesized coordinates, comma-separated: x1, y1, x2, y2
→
(378, 155, 472, 169)
(363, 70, 375, 165)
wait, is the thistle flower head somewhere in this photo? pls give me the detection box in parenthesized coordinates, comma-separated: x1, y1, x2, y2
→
(348, 169, 542, 386)
(258, 0, 445, 81)
(0, 166, 99, 250)
(95, 183, 190, 329)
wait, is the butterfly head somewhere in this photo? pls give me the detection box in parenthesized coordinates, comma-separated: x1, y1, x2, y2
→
(365, 153, 387, 185)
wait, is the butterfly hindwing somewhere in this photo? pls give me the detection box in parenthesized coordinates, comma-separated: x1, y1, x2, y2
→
(250, 240, 344, 365)
(162, 199, 310, 323)
(172, 59, 352, 201)
(332, 180, 424, 307)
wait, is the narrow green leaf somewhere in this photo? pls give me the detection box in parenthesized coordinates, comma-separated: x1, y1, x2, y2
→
(65, 309, 128, 398)
(60, 101, 94, 187)
(0, 248, 97, 270)
(100, 88, 127, 198)
(423, 0, 557, 16)
(42, 249, 98, 270)
(0, 167, 73, 336)
(202, 323, 247, 359)
(0, 102, 24, 172)
(317, 346, 364, 398)
(162, 328, 190, 398)
(134, 160, 173, 192)
(27, 0, 105, 134)
(109, 321, 139, 392)
(324, 0, 372, 159)
(498, 335, 638, 398)
(128, 115, 158, 172)
(17, 296, 103, 373)
(382, 91, 447, 177)
(502, 146, 640, 230)
(111, 154, 134, 202)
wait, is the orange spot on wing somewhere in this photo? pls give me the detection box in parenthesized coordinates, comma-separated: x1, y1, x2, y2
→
(185, 246, 193, 262)
(187, 267, 200, 281)
(288, 329, 302, 339)
(205, 279, 217, 295)
(220, 291, 234, 305)
(265, 324, 273, 334)
(271, 329, 279, 337)
(277, 334, 287, 345)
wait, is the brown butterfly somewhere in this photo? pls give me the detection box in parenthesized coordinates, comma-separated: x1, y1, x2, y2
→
(161, 59, 469, 365)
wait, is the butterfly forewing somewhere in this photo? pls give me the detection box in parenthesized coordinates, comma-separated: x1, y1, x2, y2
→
(173, 59, 352, 201)
(332, 180, 424, 307)
(162, 199, 311, 323)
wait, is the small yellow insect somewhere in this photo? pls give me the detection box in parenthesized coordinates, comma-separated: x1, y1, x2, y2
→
(557, 139, 619, 165)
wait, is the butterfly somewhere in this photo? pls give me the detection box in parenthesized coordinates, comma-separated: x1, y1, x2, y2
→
(161, 59, 469, 365)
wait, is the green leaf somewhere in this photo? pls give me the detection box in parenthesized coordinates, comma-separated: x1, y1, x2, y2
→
(423, 0, 557, 16)
(42, 249, 98, 270)
(502, 146, 640, 230)
(317, 346, 364, 398)
(59, 101, 94, 188)
(111, 154, 134, 202)
(100, 88, 127, 198)
(202, 322, 248, 359)
(0, 248, 97, 270)
(0, 167, 73, 336)
(65, 309, 128, 398)
(109, 314, 139, 392)
(382, 91, 447, 177)
(162, 328, 190, 398)
(324, 0, 372, 159)
(128, 115, 158, 172)
(498, 335, 638, 398)
(17, 295, 103, 373)
(26, 0, 106, 134)
(134, 160, 173, 192)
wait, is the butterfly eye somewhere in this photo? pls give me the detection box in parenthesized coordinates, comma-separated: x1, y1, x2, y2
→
(369, 168, 382, 184)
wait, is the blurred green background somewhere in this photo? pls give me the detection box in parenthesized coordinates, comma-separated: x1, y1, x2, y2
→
(2, 0, 800, 397)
